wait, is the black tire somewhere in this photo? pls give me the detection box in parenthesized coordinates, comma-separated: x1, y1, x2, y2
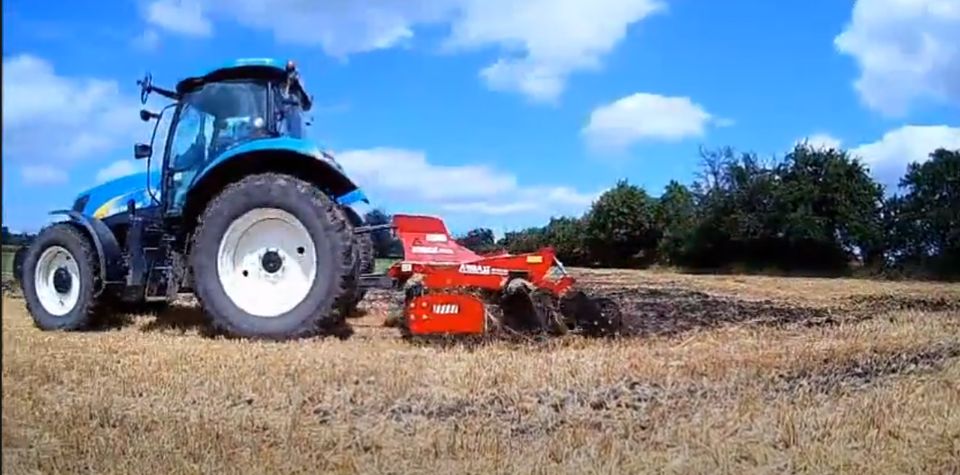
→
(21, 224, 100, 331)
(343, 232, 375, 314)
(357, 232, 375, 275)
(500, 279, 549, 333)
(13, 246, 27, 285)
(331, 205, 361, 318)
(190, 173, 355, 340)
(335, 207, 375, 318)
(340, 207, 375, 275)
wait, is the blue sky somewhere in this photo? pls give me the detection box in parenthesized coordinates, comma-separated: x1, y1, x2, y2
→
(3, 0, 959, 236)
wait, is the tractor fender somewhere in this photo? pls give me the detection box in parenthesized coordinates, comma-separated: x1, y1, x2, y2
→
(180, 138, 369, 219)
(197, 137, 366, 201)
(47, 210, 126, 294)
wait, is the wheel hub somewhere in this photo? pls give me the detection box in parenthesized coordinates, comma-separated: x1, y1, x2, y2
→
(216, 208, 318, 318)
(52, 267, 72, 293)
(34, 245, 81, 317)
(261, 250, 283, 274)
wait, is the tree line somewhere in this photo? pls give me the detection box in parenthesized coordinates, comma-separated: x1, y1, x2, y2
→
(4, 144, 956, 280)
(1, 227, 35, 247)
(368, 144, 960, 280)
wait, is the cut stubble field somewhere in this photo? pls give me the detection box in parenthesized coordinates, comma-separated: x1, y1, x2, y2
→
(3, 269, 960, 474)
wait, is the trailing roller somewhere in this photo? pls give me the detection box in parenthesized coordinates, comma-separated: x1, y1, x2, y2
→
(378, 214, 622, 337)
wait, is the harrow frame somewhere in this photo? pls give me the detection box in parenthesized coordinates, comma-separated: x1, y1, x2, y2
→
(359, 214, 621, 337)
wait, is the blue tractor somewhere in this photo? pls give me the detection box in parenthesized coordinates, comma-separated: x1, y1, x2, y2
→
(17, 59, 380, 339)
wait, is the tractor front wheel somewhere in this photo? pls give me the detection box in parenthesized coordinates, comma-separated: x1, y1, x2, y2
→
(21, 224, 101, 331)
(190, 173, 354, 340)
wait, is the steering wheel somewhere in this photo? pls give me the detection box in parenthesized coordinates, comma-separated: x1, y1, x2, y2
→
(137, 73, 153, 104)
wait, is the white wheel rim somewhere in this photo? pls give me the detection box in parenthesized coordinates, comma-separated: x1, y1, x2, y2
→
(34, 245, 81, 316)
(217, 208, 317, 317)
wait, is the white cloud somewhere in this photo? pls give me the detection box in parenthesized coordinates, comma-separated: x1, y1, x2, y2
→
(582, 93, 718, 150)
(2, 54, 151, 203)
(441, 201, 542, 215)
(2, 54, 143, 167)
(440, 185, 600, 216)
(788, 126, 960, 189)
(96, 160, 139, 184)
(446, 0, 665, 102)
(147, 0, 212, 37)
(143, 0, 664, 102)
(835, 0, 960, 116)
(21, 165, 69, 185)
(336, 147, 601, 217)
(133, 29, 162, 51)
(849, 125, 960, 183)
(337, 148, 517, 201)
(219, 0, 449, 57)
(796, 133, 843, 150)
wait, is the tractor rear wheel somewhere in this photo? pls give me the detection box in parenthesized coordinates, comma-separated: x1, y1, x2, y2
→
(340, 232, 374, 317)
(190, 173, 354, 340)
(357, 232, 375, 276)
(21, 223, 101, 331)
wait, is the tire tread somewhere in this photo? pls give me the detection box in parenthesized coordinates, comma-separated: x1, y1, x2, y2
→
(22, 223, 101, 331)
(190, 172, 355, 339)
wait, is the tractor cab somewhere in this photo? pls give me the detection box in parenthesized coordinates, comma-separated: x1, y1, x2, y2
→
(136, 58, 321, 212)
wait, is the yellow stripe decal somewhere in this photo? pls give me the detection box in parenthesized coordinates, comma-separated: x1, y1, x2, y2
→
(93, 196, 123, 219)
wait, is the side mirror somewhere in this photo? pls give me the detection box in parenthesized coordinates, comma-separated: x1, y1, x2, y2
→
(140, 109, 161, 122)
(134, 143, 152, 160)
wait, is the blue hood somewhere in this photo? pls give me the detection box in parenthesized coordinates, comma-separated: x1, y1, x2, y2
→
(73, 147, 369, 220)
(74, 170, 163, 219)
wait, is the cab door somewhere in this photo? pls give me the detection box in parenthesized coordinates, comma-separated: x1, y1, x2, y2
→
(162, 102, 214, 216)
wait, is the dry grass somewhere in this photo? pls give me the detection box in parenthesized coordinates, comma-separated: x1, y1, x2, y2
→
(3, 269, 959, 474)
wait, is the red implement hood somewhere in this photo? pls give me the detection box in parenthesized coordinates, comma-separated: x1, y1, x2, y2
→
(391, 214, 484, 264)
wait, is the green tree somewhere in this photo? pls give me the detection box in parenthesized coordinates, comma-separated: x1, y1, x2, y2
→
(886, 148, 960, 277)
(456, 228, 498, 253)
(364, 209, 403, 258)
(499, 226, 547, 254)
(684, 145, 885, 272)
(544, 216, 588, 265)
(584, 179, 660, 267)
(655, 180, 697, 265)
(776, 143, 885, 270)
(687, 147, 781, 268)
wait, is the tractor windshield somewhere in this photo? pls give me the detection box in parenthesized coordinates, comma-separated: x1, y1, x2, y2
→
(169, 80, 268, 172)
(166, 80, 268, 209)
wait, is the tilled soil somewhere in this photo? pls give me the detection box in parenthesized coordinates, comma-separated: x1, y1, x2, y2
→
(843, 293, 960, 313)
(578, 284, 960, 338)
(586, 287, 836, 337)
(304, 342, 960, 440)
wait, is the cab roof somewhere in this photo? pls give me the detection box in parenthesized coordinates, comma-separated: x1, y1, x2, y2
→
(174, 58, 312, 110)
(176, 58, 286, 94)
